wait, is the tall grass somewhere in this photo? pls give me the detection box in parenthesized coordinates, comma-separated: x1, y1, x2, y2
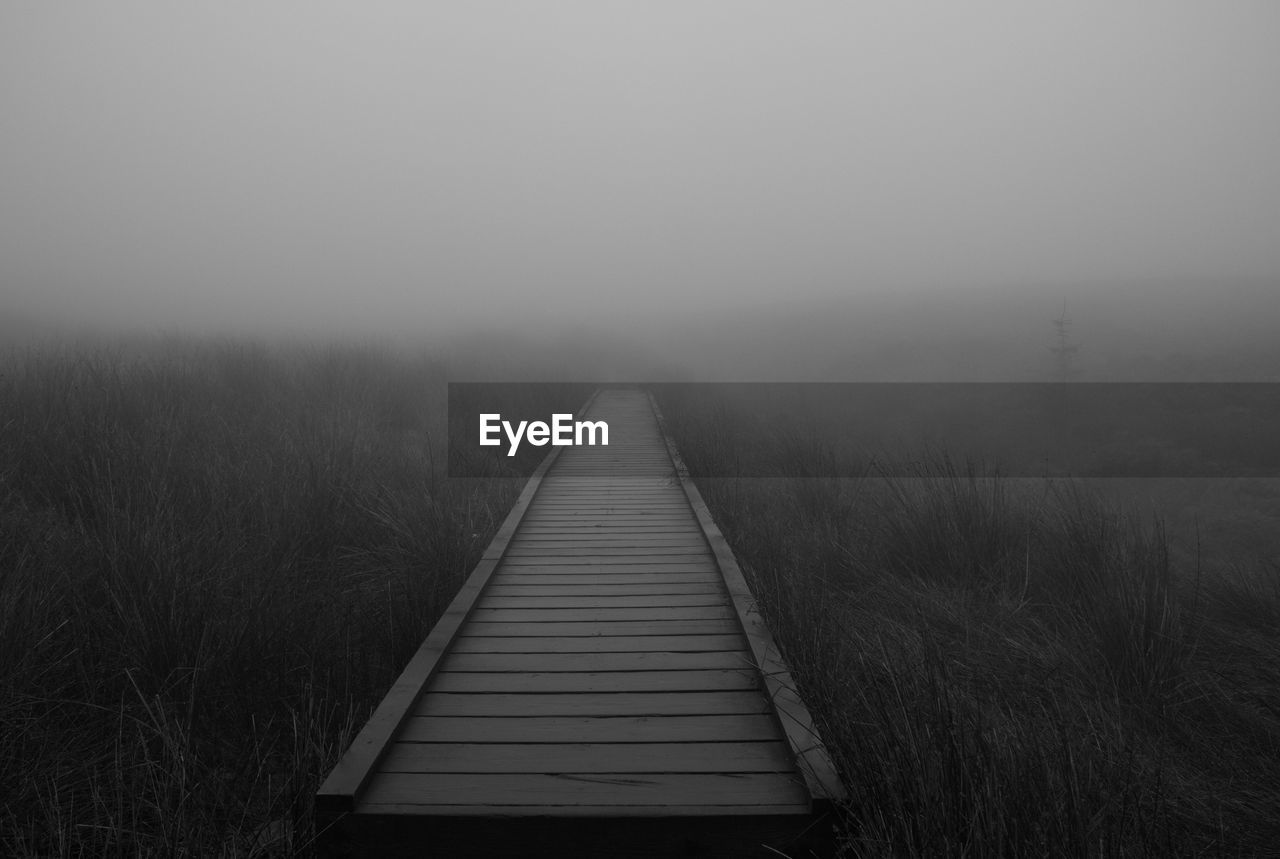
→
(660, 397, 1280, 856)
(0, 340, 531, 856)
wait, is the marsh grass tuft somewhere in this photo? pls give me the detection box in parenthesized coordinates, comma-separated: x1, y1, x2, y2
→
(661, 395, 1280, 856)
(0, 340, 541, 856)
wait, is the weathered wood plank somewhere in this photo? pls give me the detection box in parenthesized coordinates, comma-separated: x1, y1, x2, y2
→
(449, 634, 747, 654)
(527, 496, 683, 503)
(381, 741, 794, 774)
(459, 619, 740, 636)
(429, 668, 758, 693)
(498, 555, 716, 566)
(360, 772, 809, 807)
(503, 545, 712, 557)
(515, 523, 704, 531)
(487, 571, 722, 584)
(442, 651, 752, 672)
(513, 530, 704, 538)
(506, 538, 710, 549)
(522, 507, 692, 514)
(486, 572, 723, 586)
(520, 516, 699, 524)
(510, 534, 706, 543)
(528, 488, 682, 493)
(485, 582, 722, 596)
(527, 502, 688, 510)
(466, 606, 735, 622)
(512, 532, 706, 542)
(477, 594, 728, 609)
(524, 502, 685, 508)
(524, 509, 687, 516)
(534, 484, 681, 490)
(489, 564, 720, 575)
(414, 690, 771, 717)
(352, 802, 811, 817)
(399, 714, 781, 743)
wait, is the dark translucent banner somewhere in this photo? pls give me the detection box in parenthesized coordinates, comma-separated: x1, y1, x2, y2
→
(449, 383, 1280, 478)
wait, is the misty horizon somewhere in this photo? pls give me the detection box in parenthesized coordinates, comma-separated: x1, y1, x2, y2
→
(3, 2, 1279, 368)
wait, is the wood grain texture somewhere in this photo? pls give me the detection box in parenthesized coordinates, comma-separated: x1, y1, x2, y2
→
(359, 772, 809, 807)
(476, 594, 727, 608)
(428, 668, 758, 694)
(465, 605, 736, 622)
(483, 572, 723, 585)
(441, 651, 751, 672)
(484, 582, 723, 596)
(415, 690, 773, 717)
(380, 741, 794, 774)
(490, 562, 720, 574)
(459, 619, 740, 636)
(448, 634, 747, 654)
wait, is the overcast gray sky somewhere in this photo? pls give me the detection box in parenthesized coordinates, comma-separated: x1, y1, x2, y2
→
(3, 1, 1278, 336)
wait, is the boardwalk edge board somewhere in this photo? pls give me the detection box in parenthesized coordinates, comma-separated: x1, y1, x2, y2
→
(647, 390, 848, 811)
(315, 389, 600, 817)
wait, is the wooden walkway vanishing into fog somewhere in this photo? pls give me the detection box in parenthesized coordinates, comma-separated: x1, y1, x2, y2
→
(316, 388, 843, 857)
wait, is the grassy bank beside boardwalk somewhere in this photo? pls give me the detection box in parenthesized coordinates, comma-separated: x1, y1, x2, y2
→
(0, 340, 579, 856)
(6, 348, 1278, 857)
(657, 394, 1280, 856)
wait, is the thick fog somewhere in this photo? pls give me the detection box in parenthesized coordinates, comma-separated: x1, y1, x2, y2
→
(3, 2, 1278, 369)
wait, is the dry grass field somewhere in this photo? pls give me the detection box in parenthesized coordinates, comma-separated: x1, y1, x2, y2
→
(657, 389, 1280, 856)
(3, 342, 1278, 856)
(0, 340, 539, 855)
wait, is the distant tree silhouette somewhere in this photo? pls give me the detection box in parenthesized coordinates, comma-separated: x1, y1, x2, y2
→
(1049, 301, 1080, 382)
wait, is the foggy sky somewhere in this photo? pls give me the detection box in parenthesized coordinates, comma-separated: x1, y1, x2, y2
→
(3, 1, 1278, 337)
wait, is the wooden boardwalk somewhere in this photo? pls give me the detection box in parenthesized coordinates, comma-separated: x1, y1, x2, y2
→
(316, 388, 843, 857)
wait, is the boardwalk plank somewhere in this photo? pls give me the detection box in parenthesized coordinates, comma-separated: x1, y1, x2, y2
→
(488, 564, 721, 575)
(355, 802, 811, 818)
(485, 583, 722, 596)
(520, 517, 700, 525)
(488, 575, 721, 587)
(506, 539, 710, 549)
(381, 742, 794, 774)
(429, 668, 758, 693)
(526, 504, 688, 511)
(415, 690, 771, 717)
(515, 524, 705, 532)
(503, 545, 713, 557)
(484, 572, 722, 585)
(498, 556, 716, 567)
(477, 594, 728, 609)
(449, 634, 747, 654)
(442, 651, 753, 672)
(361, 773, 809, 807)
(459, 619, 739, 636)
(398, 714, 782, 743)
(466, 606, 735, 622)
